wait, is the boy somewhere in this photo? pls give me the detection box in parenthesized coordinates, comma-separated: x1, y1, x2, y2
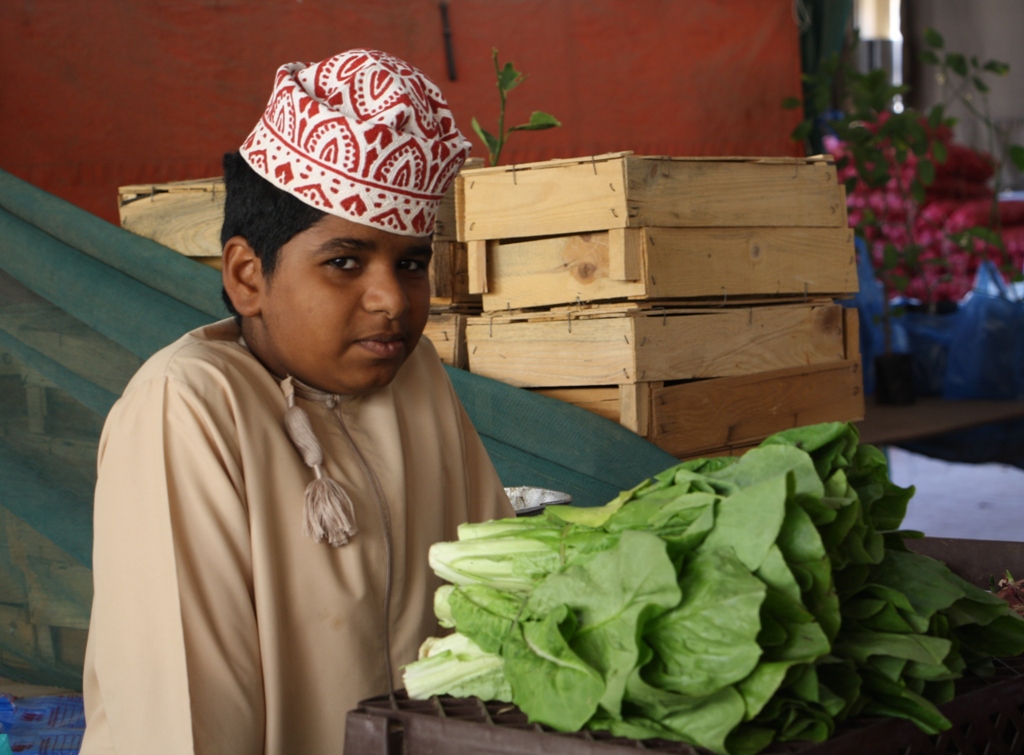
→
(81, 49, 512, 754)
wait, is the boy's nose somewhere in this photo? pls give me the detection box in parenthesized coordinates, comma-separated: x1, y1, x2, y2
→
(362, 267, 409, 320)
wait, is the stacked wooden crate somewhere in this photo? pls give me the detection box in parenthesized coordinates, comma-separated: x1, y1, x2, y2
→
(422, 158, 483, 369)
(456, 152, 864, 459)
(119, 178, 226, 268)
(117, 166, 482, 368)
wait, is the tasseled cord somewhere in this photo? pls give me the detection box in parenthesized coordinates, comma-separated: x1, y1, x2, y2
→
(280, 377, 358, 547)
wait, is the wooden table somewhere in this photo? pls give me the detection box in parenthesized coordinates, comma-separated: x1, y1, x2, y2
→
(856, 396, 1024, 446)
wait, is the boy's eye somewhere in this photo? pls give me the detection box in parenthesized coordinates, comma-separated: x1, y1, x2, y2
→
(328, 257, 359, 270)
(399, 258, 430, 273)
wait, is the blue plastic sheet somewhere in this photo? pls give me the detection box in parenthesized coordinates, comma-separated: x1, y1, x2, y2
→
(0, 694, 84, 755)
(944, 261, 1024, 400)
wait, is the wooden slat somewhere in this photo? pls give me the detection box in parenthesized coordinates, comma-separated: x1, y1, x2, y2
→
(483, 296, 837, 323)
(679, 443, 760, 462)
(467, 315, 635, 387)
(458, 154, 844, 241)
(429, 240, 455, 299)
(422, 312, 467, 369)
(619, 381, 655, 436)
(608, 228, 642, 281)
(119, 177, 222, 196)
(650, 360, 865, 458)
(466, 240, 492, 295)
(466, 303, 847, 387)
(482, 232, 646, 312)
(429, 240, 480, 305)
(633, 304, 845, 382)
(843, 306, 861, 361)
(643, 226, 856, 298)
(119, 188, 225, 258)
(625, 158, 845, 229)
(531, 386, 621, 424)
(457, 158, 629, 241)
(482, 227, 855, 311)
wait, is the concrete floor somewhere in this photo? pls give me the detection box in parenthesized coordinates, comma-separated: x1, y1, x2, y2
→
(891, 446, 1024, 542)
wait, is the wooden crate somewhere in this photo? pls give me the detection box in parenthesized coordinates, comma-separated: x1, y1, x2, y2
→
(532, 310, 864, 459)
(456, 153, 847, 242)
(422, 310, 469, 369)
(476, 226, 857, 310)
(119, 177, 225, 268)
(467, 300, 847, 388)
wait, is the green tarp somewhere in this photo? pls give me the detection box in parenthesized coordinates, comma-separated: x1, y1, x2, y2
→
(0, 167, 678, 688)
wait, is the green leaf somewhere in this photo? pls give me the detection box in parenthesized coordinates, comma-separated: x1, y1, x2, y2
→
(726, 724, 776, 755)
(700, 469, 790, 571)
(792, 120, 814, 142)
(919, 50, 939, 66)
(1009, 144, 1024, 172)
(835, 629, 952, 666)
(972, 76, 990, 93)
(924, 28, 944, 49)
(917, 158, 936, 186)
(983, 59, 1010, 75)
(526, 530, 681, 716)
(932, 141, 948, 164)
(912, 180, 927, 205)
(867, 550, 966, 618)
(782, 96, 802, 110)
(448, 584, 526, 654)
(644, 548, 767, 697)
(604, 683, 748, 754)
(470, 117, 500, 166)
(496, 60, 523, 92)
(859, 668, 952, 734)
(946, 53, 968, 77)
(955, 614, 1024, 658)
(502, 605, 605, 730)
(509, 110, 562, 131)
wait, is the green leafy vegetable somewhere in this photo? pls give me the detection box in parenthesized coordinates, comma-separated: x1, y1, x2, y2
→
(403, 422, 1024, 754)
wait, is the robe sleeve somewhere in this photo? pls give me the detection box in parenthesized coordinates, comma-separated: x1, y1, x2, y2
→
(451, 388, 515, 524)
(83, 375, 265, 755)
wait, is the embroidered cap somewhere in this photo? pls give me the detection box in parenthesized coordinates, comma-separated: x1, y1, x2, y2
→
(240, 49, 471, 236)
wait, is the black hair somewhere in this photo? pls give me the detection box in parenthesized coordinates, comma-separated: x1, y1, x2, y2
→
(219, 151, 326, 315)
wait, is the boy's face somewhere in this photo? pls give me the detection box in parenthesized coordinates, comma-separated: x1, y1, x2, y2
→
(228, 214, 433, 396)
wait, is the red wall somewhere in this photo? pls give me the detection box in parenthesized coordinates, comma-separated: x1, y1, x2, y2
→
(0, 0, 804, 224)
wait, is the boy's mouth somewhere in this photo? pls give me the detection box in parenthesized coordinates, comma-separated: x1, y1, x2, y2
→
(356, 333, 407, 359)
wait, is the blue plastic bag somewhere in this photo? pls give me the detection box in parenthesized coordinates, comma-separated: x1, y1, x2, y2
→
(901, 309, 960, 397)
(944, 261, 1024, 400)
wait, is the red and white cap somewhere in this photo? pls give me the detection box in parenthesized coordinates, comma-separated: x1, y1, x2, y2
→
(240, 49, 471, 236)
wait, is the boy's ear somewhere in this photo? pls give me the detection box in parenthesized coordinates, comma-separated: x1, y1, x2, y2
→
(222, 236, 265, 317)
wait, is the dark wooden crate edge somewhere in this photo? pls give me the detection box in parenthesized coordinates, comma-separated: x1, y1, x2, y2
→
(346, 667, 1024, 755)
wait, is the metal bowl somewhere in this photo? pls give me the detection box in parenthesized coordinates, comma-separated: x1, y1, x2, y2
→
(504, 486, 573, 517)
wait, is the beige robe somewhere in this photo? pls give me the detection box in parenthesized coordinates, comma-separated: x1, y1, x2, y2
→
(81, 319, 512, 755)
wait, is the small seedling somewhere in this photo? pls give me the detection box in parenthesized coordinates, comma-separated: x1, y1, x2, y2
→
(472, 48, 561, 166)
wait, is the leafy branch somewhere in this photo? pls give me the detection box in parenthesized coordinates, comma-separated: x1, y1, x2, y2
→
(471, 49, 561, 167)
